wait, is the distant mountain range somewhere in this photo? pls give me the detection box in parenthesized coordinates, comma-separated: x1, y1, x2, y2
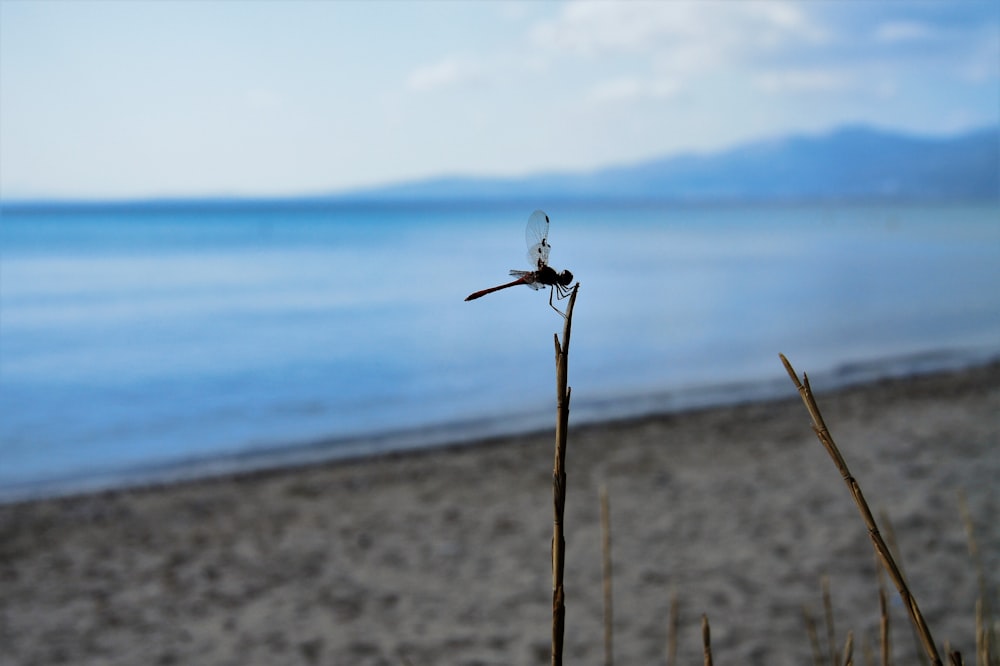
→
(341, 125, 999, 203)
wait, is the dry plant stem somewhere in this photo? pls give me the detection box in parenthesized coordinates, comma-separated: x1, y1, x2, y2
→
(844, 631, 855, 666)
(780, 354, 943, 666)
(881, 510, 930, 666)
(551, 283, 579, 666)
(959, 492, 993, 666)
(877, 559, 892, 666)
(600, 485, 613, 666)
(702, 614, 714, 666)
(873, 548, 892, 666)
(958, 492, 985, 603)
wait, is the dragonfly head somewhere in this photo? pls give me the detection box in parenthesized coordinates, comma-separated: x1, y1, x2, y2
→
(557, 270, 574, 286)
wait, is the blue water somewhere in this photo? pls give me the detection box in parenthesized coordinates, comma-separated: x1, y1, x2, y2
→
(2, 200, 999, 501)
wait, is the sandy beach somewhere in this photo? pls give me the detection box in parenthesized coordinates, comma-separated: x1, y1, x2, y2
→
(1, 361, 997, 666)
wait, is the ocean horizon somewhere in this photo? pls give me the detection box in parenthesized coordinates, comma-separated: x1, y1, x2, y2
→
(2, 199, 999, 502)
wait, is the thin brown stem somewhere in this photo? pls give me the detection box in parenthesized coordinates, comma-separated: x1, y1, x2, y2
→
(780, 354, 943, 666)
(877, 555, 892, 666)
(551, 283, 579, 666)
(844, 631, 855, 666)
(702, 614, 714, 666)
(880, 510, 928, 666)
(959, 492, 993, 666)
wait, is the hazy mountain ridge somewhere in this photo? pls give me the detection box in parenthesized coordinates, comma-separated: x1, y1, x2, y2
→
(344, 125, 1000, 203)
(3, 126, 996, 208)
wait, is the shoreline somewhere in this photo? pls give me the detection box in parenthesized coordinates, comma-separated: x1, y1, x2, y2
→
(2, 361, 998, 665)
(4, 346, 997, 506)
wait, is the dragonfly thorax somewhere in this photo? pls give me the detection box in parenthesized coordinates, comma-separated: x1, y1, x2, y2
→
(535, 266, 574, 287)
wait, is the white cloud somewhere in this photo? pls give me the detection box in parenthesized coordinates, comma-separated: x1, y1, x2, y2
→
(531, 2, 684, 56)
(587, 76, 679, 103)
(529, 1, 827, 63)
(753, 68, 851, 93)
(525, 0, 834, 107)
(588, 77, 642, 103)
(406, 57, 483, 93)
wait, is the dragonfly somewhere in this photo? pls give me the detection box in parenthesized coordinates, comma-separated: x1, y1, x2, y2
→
(465, 209, 574, 316)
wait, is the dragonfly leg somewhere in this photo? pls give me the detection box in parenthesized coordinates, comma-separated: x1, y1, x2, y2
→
(548, 286, 568, 318)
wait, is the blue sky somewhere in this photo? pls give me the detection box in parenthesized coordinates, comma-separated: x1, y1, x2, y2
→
(1, 1, 998, 201)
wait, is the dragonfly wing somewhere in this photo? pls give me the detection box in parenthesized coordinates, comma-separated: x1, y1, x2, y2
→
(509, 269, 545, 290)
(525, 210, 551, 269)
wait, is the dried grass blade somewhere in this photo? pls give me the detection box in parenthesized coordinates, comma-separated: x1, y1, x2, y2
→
(702, 614, 714, 666)
(550, 283, 578, 666)
(779, 354, 943, 666)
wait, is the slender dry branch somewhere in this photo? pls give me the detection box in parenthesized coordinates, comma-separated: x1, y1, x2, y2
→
(551, 283, 579, 666)
(881, 510, 929, 666)
(844, 631, 855, 666)
(959, 492, 994, 666)
(601, 485, 613, 666)
(702, 614, 714, 666)
(876, 553, 892, 666)
(780, 354, 943, 666)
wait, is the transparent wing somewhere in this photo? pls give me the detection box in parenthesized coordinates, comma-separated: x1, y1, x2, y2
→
(525, 209, 551, 269)
(508, 269, 544, 290)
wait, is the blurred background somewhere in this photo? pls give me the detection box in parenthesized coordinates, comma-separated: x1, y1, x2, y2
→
(1, 1, 998, 500)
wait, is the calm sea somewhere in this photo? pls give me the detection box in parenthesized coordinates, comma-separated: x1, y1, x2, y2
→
(2, 200, 999, 501)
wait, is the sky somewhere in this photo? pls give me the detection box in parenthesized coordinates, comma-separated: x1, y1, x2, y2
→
(1, 0, 998, 201)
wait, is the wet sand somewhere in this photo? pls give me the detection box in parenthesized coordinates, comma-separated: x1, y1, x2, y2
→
(2, 362, 998, 666)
